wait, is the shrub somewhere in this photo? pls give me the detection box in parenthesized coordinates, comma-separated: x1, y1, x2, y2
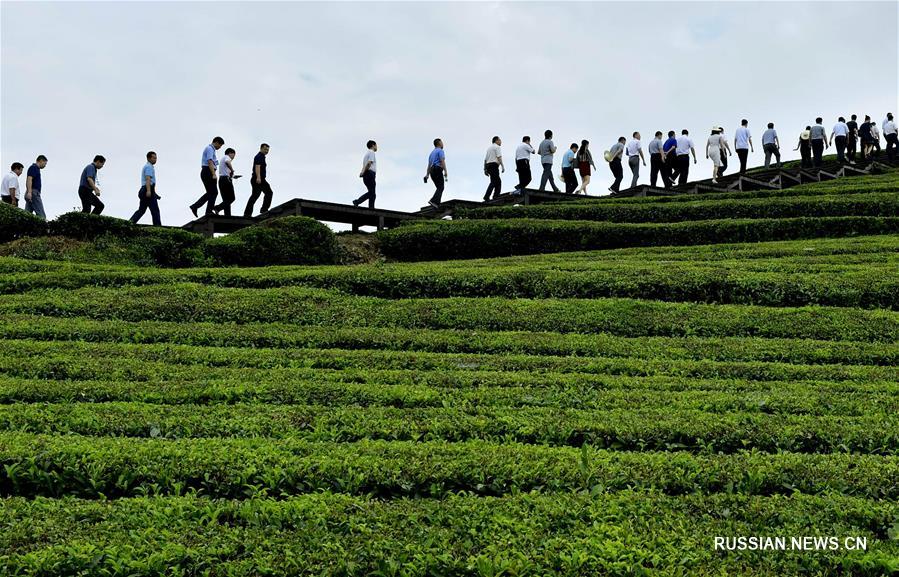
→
(48, 212, 138, 240)
(139, 227, 209, 268)
(378, 216, 899, 261)
(205, 216, 339, 266)
(0, 202, 46, 242)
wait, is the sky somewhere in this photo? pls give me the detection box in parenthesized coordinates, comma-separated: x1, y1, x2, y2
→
(2, 1, 897, 228)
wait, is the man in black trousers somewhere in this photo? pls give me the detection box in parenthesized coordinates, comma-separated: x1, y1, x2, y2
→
(648, 131, 664, 187)
(244, 143, 273, 217)
(190, 136, 224, 217)
(353, 140, 378, 208)
(809, 118, 828, 167)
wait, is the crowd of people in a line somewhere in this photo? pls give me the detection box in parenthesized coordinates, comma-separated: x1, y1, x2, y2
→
(1, 139, 276, 227)
(3, 113, 896, 224)
(465, 113, 897, 202)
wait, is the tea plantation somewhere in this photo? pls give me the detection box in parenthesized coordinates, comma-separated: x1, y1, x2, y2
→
(1, 172, 898, 575)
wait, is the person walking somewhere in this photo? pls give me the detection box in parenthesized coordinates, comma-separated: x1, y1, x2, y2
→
(2, 163, 23, 207)
(514, 136, 535, 193)
(483, 136, 504, 201)
(858, 116, 874, 161)
(648, 132, 665, 188)
(24, 155, 47, 219)
(607, 136, 626, 193)
(675, 130, 697, 185)
(870, 118, 882, 158)
(717, 127, 731, 177)
(794, 126, 812, 168)
(573, 139, 596, 194)
(706, 127, 726, 183)
(353, 140, 378, 208)
(883, 113, 898, 162)
(213, 148, 240, 216)
(244, 143, 273, 217)
(625, 132, 645, 189)
(734, 119, 754, 173)
(810, 118, 828, 167)
(561, 142, 579, 194)
(424, 138, 447, 208)
(190, 136, 223, 217)
(662, 130, 678, 187)
(847, 114, 859, 163)
(130, 151, 161, 226)
(830, 117, 850, 163)
(78, 155, 105, 214)
(762, 123, 781, 169)
(537, 130, 561, 193)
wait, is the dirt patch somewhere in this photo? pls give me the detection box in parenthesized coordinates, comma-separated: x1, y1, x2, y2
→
(336, 233, 384, 264)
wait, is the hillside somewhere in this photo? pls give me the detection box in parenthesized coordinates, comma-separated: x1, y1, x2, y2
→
(0, 167, 898, 574)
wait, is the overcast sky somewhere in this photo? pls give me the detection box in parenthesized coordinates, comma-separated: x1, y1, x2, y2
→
(2, 1, 897, 227)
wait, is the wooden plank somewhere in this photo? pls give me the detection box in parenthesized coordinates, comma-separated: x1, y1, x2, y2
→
(778, 171, 802, 187)
(737, 176, 779, 191)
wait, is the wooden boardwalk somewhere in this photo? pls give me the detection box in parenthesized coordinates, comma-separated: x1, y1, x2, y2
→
(615, 157, 897, 199)
(182, 157, 898, 236)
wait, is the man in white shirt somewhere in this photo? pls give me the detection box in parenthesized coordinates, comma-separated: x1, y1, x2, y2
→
(2, 163, 24, 207)
(870, 120, 882, 158)
(626, 132, 646, 189)
(734, 119, 754, 173)
(762, 123, 781, 169)
(830, 117, 851, 164)
(514, 136, 535, 192)
(483, 136, 504, 201)
(883, 113, 898, 162)
(353, 140, 378, 208)
(675, 129, 697, 185)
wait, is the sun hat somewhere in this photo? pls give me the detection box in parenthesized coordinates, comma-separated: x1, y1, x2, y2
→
(800, 130, 811, 140)
(603, 150, 613, 162)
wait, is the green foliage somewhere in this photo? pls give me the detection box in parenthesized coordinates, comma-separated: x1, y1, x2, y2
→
(0, 202, 46, 242)
(138, 227, 209, 268)
(48, 212, 138, 240)
(2, 170, 898, 574)
(4, 284, 895, 342)
(459, 192, 899, 223)
(2, 493, 896, 576)
(204, 216, 339, 267)
(2, 433, 898, 499)
(378, 216, 899, 261)
(2, 235, 898, 307)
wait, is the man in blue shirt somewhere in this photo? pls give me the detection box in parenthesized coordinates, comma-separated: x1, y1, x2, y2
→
(424, 138, 447, 208)
(25, 155, 48, 219)
(661, 131, 678, 187)
(190, 136, 224, 217)
(561, 142, 579, 193)
(244, 143, 273, 217)
(78, 155, 106, 214)
(130, 151, 161, 226)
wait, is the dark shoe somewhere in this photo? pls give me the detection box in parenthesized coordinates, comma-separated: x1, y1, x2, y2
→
(190, 205, 198, 218)
(352, 199, 361, 207)
(428, 200, 440, 209)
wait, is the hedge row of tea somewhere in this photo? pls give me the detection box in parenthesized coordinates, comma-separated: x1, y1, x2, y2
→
(1, 234, 897, 308)
(0, 207, 338, 266)
(1, 170, 898, 574)
(380, 171, 899, 260)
